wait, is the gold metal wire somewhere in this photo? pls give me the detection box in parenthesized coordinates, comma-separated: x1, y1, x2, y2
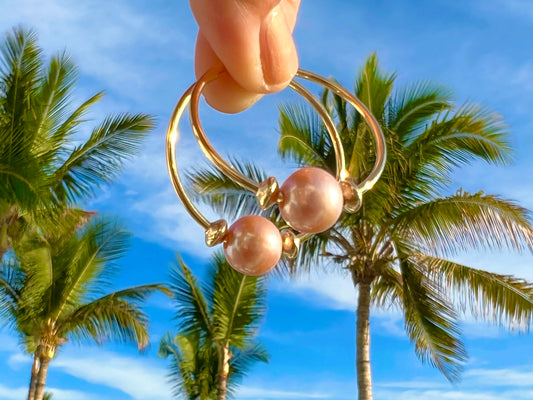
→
(165, 67, 387, 232)
(188, 68, 347, 189)
(165, 82, 210, 230)
(296, 69, 387, 193)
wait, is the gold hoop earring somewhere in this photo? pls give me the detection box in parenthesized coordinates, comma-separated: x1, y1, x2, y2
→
(166, 68, 386, 276)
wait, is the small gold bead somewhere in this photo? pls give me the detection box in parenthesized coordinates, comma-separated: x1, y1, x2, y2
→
(205, 219, 228, 247)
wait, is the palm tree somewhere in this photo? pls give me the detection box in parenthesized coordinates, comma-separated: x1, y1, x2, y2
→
(0, 216, 167, 400)
(0, 26, 154, 263)
(159, 254, 269, 400)
(190, 55, 533, 400)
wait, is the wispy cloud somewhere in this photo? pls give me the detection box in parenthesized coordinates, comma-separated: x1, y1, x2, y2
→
(52, 351, 171, 400)
(238, 386, 332, 399)
(8, 349, 171, 400)
(0, 0, 194, 108)
(375, 365, 533, 400)
(465, 367, 533, 387)
(0, 383, 27, 400)
(0, 383, 97, 400)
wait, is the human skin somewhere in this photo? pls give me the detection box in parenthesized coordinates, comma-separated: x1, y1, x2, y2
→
(190, 0, 301, 113)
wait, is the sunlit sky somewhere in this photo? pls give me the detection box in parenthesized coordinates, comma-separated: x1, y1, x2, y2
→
(2, 1, 533, 399)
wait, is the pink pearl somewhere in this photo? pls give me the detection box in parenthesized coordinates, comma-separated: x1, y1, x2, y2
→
(224, 215, 282, 276)
(279, 167, 343, 234)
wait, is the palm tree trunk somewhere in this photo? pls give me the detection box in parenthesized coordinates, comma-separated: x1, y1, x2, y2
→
(356, 281, 373, 400)
(33, 356, 50, 400)
(27, 350, 41, 400)
(217, 343, 230, 400)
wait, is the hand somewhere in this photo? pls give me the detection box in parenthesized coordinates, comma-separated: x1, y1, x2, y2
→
(190, 0, 301, 113)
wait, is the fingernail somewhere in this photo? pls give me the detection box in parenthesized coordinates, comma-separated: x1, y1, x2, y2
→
(260, 7, 298, 89)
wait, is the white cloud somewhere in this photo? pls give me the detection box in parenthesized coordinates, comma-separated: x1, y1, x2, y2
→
(0, 383, 97, 400)
(282, 268, 356, 311)
(0, 383, 27, 400)
(238, 386, 332, 399)
(7, 348, 171, 400)
(48, 387, 97, 400)
(375, 365, 533, 400)
(0, 0, 194, 105)
(51, 351, 172, 400)
(7, 352, 30, 370)
(375, 388, 503, 400)
(378, 381, 448, 390)
(465, 367, 533, 387)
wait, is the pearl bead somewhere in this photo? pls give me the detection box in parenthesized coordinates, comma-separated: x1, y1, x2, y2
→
(279, 167, 343, 233)
(224, 215, 282, 276)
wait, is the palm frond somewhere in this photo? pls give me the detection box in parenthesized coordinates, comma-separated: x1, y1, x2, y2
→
(395, 191, 533, 256)
(12, 230, 53, 320)
(159, 331, 218, 400)
(58, 285, 161, 349)
(188, 159, 269, 222)
(371, 266, 402, 308)
(29, 51, 78, 163)
(0, 27, 45, 210)
(229, 341, 269, 380)
(50, 217, 131, 319)
(277, 103, 333, 170)
(388, 81, 453, 141)
(354, 53, 396, 120)
(52, 113, 154, 202)
(416, 253, 533, 330)
(0, 257, 22, 328)
(227, 341, 269, 397)
(50, 91, 103, 150)
(400, 258, 466, 381)
(407, 103, 511, 170)
(211, 255, 267, 347)
(169, 255, 213, 336)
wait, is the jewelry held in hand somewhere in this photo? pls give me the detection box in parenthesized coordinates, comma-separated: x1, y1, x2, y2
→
(166, 68, 386, 276)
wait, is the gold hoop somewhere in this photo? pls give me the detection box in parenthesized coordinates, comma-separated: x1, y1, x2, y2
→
(165, 68, 386, 251)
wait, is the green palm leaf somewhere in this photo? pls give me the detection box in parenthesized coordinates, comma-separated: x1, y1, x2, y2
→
(53, 113, 154, 202)
(170, 256, 212, 336)
(400, 258, 466, 381)
(58, 284, 165, 349)
(163, 254, 268, 399)
(417, 253, 533, 328)
(188, 159, 269, 222)
(395, 191, 533, 255)
(388, 81, 453, 141)
(278, 103, 332, 170)
(210, 255, 266, 347)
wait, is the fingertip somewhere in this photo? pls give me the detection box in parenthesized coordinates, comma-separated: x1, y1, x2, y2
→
(195, 32, 263, 113)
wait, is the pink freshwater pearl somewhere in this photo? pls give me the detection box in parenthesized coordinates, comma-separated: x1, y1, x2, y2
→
(224, 215, 282, 276)
(279, 167, 343, 234)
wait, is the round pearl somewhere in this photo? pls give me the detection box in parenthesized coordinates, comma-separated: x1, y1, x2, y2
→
(223, 215, 282, 276)
(279, 167, 344, 233)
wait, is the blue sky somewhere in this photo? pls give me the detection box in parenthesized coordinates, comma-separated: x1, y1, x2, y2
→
(1, 0, 533, 399)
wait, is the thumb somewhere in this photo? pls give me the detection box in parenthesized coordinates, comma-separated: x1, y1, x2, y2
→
(190, 0, 300, 93)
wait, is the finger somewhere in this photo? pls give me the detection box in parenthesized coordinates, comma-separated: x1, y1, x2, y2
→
(194, 31, 263, 114)
(190, 0, 299, 93)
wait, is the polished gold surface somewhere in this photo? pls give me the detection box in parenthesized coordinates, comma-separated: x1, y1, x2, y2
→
(281, 229, 299, 259)
(205, 219, 228, 247)
(189, 69, 347, 189)
(165, 82, 210, 230)
(340, 180, 362, 213)
(296, 69, 387, 194)
(166, 67, 387, 250)
(256, 176, 281, 210)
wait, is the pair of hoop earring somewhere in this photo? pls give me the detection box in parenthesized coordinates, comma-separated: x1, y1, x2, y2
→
(166, 67, 386, 276)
